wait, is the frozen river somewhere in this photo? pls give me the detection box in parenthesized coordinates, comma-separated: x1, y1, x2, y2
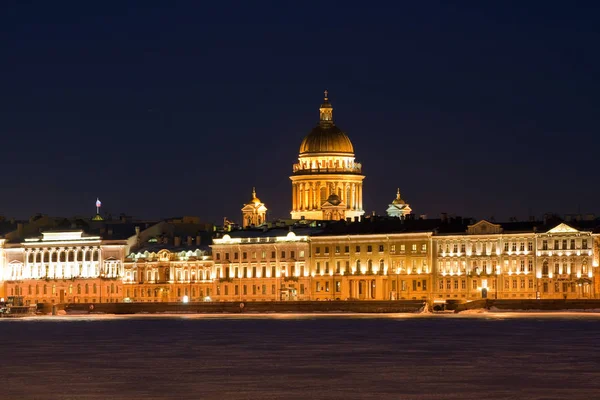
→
(1, 313, 599, 400)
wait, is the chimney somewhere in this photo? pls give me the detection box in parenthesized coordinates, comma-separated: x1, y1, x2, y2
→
(196, 235, 201, 246)
(17, 223, 24, 238)
(174, 236, 181, 247)
(354, 216, 359, 222)
(135, 226, 140, 236)
(187, 236, 193, 246)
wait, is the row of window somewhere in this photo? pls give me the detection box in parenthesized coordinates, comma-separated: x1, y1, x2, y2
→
(12, 283, 118, 296)
(541, 239, 588, 250)
(215, 250, 304, 261)
(315, 244, 426, 255)
(27, 251, 100, 263)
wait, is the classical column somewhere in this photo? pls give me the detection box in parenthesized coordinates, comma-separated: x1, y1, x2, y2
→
(292, 183, 297, 211)
(358, 184, 363, 211)
(308, 183, 314, 210)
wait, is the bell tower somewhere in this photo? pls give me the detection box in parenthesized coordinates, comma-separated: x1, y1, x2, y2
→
(241, 188, 267, 228)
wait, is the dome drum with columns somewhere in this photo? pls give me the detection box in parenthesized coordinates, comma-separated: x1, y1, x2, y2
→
(290, 92, 365, 221)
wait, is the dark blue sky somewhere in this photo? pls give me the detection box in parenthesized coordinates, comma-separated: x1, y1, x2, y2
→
(1, 1, 599, 223)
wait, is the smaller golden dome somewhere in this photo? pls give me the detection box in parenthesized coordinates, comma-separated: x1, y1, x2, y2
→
(250, 187, 261, 204)
(392, 188, 405, 205)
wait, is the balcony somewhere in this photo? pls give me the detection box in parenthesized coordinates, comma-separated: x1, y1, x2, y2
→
(292, 163, 362, 175)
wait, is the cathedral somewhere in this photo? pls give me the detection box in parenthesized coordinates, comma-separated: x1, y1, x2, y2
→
(242, 91, 412, 223)
(290, 91, 366, 221)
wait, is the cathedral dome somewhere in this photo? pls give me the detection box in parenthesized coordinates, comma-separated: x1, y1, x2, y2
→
(299, 125, 354, 155)
(299, 91, 354, 155)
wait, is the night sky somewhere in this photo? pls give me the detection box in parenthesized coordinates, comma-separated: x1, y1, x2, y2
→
(2, 1, 599, 224)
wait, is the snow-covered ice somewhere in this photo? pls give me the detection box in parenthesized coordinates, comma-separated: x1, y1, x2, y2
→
(1, 313, 599, 400)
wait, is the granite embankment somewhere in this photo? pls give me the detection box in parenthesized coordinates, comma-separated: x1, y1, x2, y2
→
(61, 300, 426, 314)
(454, 299, 600, 313)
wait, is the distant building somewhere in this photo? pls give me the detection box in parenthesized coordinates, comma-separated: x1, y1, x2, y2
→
(241, 188, 267, 228)
(386, 189, 412, 218)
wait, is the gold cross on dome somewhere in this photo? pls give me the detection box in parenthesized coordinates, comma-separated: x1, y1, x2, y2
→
(324, 90, 328, 100)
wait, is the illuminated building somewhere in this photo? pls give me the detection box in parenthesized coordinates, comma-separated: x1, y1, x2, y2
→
(241, 188, 267, 228)
(433, 220, 596, 302)
(1, 230, 127, 304)
(309, 233, 432, 301)
(290, 92, 365, 221)
(386, 189, 412, 218)
(211, 229, 311, 301)
(123, 247, 212, 302)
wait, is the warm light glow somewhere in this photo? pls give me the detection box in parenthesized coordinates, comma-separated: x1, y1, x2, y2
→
(182, 295, 189, 303)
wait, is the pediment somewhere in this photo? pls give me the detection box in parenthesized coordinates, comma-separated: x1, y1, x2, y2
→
(547, 223, 579, 234)
(467, 220, 503, 235)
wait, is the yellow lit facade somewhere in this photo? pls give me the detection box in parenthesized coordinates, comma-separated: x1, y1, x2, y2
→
(433, 221, 596, 302)
(123, 248, 213, 302)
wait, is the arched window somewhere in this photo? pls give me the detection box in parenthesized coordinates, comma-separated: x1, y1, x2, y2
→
(68, 251, 75, 262)
(356, 260, 361, 272)
(59, 252, 66, 262)
(77, 284, 81, 294)
(367, 260, 373, 273)
(51, 252, 58, 262)
(379, 259, 384, 271)
(36, 253, 42, 263)
(93, 251, 99, 261)
(28, 253, 34, 263)
(85, 284, 89, 294)
(78, 251, 84, 261)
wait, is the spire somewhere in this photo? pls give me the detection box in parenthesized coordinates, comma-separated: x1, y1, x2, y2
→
(396, 188, 401, 200)
(252, 187, 256, 198)
(319, 89, 333, 126)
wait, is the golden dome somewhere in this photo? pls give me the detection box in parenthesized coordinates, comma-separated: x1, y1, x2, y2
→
(299, 91, 354, 155)
(392, 188, 405, 205)
(250, 187, 261, 205)
(299, 125, 354, 155)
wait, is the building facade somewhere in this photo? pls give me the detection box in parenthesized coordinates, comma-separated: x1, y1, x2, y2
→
(123, 247, 213, 302)
(1, 221, 598, 305)
(1, 231, 127, 304)
(211, 230, 311, 301)
(433, 221, 597, 302)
